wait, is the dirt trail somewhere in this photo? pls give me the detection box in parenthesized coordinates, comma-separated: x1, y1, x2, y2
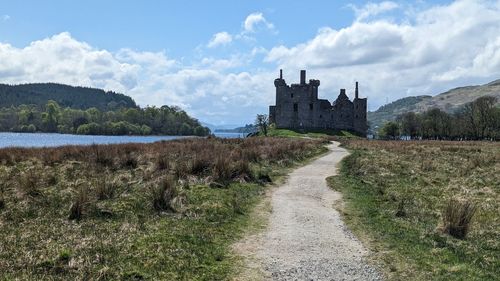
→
(234, 142, 381, 281)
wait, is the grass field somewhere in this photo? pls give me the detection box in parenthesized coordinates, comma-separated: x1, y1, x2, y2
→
(328, 140, 499, 280)
(0, 137, 327, 280)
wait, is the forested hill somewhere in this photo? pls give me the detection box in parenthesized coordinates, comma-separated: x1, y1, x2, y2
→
(0, 83, 210, 136)
(368, 79, 500, 129)
(368, 96, 431, 129)
(0, 83, 137, 111)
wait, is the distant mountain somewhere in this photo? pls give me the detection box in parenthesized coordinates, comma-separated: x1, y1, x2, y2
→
(201, 122, 243, 132)
(368, 79, 500, 129)
(0, 83, 137, 111)
(214, 124, 258, 133)
(368, 95, 432, 130)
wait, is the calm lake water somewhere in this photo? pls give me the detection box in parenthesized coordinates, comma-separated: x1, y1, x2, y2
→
(0, 132, 245, 148)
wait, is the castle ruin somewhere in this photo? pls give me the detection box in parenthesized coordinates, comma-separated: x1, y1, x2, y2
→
(269, 70, 367, 136)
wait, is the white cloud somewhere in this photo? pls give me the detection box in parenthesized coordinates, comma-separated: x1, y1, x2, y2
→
(266, 0, 500, 110)
(1, 15, 9, 21)
(0, 32, 140, 91)
(199, 57, 242, 70)
(204, 12, 275, 51)
(2, 1, 500, 125)
(243, 12, 274, 33)
(207, 31, 233, 48)
(0, 32, 272, 125)
(349, 1, 399, 22)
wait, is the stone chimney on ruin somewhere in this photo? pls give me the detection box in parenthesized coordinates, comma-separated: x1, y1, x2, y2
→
(300, 70, 306, 85)
(280, 69, 283, 79)
(355, 81, 359, 99)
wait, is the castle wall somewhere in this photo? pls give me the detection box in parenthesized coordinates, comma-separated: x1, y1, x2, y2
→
(270, 70, 367, 136)
(353, 98, 367, 134)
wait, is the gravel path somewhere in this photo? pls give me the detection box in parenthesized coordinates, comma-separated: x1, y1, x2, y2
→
(235, 142, 382, 281)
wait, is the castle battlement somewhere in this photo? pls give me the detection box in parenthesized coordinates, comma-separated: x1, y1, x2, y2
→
(269, 69, 367, 136)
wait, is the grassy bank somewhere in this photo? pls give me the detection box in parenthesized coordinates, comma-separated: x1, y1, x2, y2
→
(328, 140, 499, 280)
(0, 137, 327, 280)
(265, 127, 360, 139)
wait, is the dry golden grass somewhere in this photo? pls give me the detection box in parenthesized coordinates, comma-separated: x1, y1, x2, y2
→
(0, 137, 327, 280)
(329, 139, 500, 280)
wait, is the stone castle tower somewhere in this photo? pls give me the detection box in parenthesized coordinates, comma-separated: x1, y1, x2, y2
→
(269, 70, 367, 136)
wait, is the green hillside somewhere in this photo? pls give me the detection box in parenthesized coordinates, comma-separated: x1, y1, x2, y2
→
(0, 83, 210, 136)
(0, 83, 137, 111)
(368, 96, 431, 130)
(368, 79, 500, 129)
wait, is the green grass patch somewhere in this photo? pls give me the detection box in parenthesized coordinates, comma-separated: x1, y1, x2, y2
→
(265, 127, 360, 139)
(328, 140, 500, 280)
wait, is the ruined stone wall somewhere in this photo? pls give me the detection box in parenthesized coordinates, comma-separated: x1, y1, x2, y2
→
(353, 98, 367, 134)
(270, 70, 367, 136)
(331, 89, 354, 130)
(273, 73, 321, 129)
(274, 83, 314, 128)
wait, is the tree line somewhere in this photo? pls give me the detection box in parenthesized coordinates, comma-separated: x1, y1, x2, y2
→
(0, 101, 211, 136)
(379, 96, 500, 140)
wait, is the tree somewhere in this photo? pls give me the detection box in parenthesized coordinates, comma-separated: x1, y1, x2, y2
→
(179, 123, 192, 135)
(42, 100, 61, 132)
(379, 121, 400, 140)
(416, 108, 450, 139)
(0, 102, 210, 136)
(76, 122, 101, 135)
(458, 96, 497, 139)
(255, 114, 269, 136)
(194, 126, 208, 136)
(473, 96, 497, 139)
(398, 112, 419, 139)
(85, 107, 101, 123)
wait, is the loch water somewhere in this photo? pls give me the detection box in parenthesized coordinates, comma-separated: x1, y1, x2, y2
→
(0, 132, 245, 148)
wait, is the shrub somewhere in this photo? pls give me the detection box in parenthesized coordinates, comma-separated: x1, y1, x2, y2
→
(156, 156, 170, 171)
(95, 177, 116, 200)
(150, 176, 178, 212)
(0, 177, 4, 210)
(242, 148, 259, 162)
(68, 184, 90, 220)
(90, 144, 113, 167)
(174, 161, 190, 179)
(45, 170, 58, 186)
(58, 249, 72, 263)
(395, 198, 408, 217)
(442, 198, 477, 239)
(17, 168, 42, 198)
(76, 122, 101, 135)
(190, 156, 211, 175)
(120, 153, 138, 169)
(212, 156, 232, 183)
(232, 160, 252, 181)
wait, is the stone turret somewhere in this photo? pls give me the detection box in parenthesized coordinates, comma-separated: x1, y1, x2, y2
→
(274, 69, 286, 87)
(353, 82, 367, 134)
(300, 70, 306, 85)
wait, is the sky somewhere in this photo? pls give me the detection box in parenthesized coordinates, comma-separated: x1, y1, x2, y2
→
(1, 0, 500, 126)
